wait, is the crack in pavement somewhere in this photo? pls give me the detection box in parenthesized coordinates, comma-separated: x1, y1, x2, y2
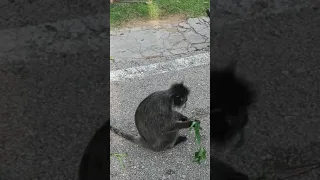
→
(0, 13, 108, 61)
(110, 16, 210, 62)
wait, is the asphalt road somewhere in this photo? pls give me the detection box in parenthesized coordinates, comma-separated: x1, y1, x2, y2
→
(0, 52, 108, 180)
(1, 0, 320, 180)
(110, 52, 210, 180)
(1, 1, 109, 180)
(0, 0, 107, 29)
(211, 5, 320, 180)
(109, 12, 211, 180)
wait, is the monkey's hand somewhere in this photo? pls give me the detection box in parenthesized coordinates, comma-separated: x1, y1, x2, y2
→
(180, 115, 188, 121)
(194, 119, 201, 124)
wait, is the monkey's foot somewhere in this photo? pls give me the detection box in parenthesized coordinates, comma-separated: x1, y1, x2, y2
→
(174, 136, 188, 146)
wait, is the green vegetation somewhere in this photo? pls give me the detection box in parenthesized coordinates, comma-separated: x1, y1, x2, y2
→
(189, 120, 207, 164)
(110, 0, 209, 28)
(110, 153, 128, 169)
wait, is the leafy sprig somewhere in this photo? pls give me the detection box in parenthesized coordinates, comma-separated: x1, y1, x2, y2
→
(189, 120, 206, 164)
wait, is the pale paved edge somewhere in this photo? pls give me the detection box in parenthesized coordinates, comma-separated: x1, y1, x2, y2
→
(110, 53, 210, 82)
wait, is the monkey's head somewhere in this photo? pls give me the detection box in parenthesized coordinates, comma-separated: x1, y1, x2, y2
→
(170, 82, 190, 108)
(211, 62, 256, 113)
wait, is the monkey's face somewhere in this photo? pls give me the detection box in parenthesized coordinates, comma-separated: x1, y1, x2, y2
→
(173, 95, 188, 108)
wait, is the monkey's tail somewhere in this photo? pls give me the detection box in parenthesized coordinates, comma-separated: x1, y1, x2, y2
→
(78, 151, 89, 180)
(110, 125, 141, 145)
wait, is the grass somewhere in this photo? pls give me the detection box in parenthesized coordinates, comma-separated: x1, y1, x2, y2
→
(110, 0, 209, 28)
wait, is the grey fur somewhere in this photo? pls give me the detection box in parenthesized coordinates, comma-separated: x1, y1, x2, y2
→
(110, 82, 194, 152)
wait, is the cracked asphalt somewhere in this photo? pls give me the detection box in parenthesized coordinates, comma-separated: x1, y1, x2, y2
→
(1, 1, 108, 180)
(110, 17, 209, 65)
(1, 2, 210, 179)
(110, 17, 210, 180)
(110, 64, 210, 180)
(1, 0, 319, 180)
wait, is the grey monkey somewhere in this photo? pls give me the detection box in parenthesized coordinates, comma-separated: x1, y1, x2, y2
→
(210, 61, 256, 148)
(78, 119, 110, 180)
(110, 82, 197, 152)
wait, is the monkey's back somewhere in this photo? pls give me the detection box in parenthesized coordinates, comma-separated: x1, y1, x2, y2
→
(134, 91, 174, 143)
(78, 120, 109, 180)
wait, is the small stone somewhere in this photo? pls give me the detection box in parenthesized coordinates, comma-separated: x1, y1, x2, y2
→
(177, 27, 187, 32)
(282, 70, 289, 75)
(166, 169, 175, 175)
(295, 67, 306, 73)
(261, 154, 272, 160)
(192, 43, 210, 50)
(270, 30, 281, 37)
(44, 24, 58, 32)
(178, 22, 190, 29)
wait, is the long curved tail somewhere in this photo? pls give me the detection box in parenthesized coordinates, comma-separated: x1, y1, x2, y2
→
(110, 125, 141, 145)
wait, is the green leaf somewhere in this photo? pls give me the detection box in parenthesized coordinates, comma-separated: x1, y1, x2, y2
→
(189, 119, 207, 164)
(194, 122, 201, 146)
(193, 147, 207, 164)
(190, 120, 201, 146)
(110, 153, 128, 169)
(110, 56, 115, 62)
(189, 121, 197, 132)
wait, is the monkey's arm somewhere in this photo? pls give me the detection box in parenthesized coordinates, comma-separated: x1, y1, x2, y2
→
(162, 112, 201, 134)
(172, 111, 188, 121)
(163, 121, 193, 134)
(180, 115, 188, 121)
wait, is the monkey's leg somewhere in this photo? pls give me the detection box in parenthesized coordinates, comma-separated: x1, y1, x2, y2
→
(150, 140, 162, 152)
(138, 137, 160, 151)
(174, 136, 188, 146)
(166, 134, 187, 149)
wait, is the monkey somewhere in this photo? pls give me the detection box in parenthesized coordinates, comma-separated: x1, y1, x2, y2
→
(110, 82, 198, 152)
(210, 156, 249, 180)
(210, 61, 256, 149)
(78, 119, 110, 180)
